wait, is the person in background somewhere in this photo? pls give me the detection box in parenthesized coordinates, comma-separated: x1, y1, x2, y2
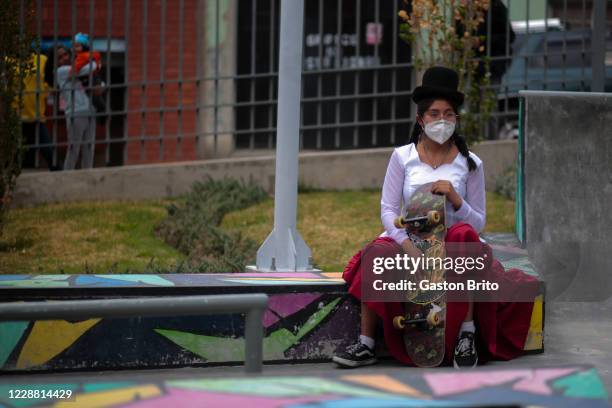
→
(55, 44, 97, 170)
(72, 32, 102, 77)
(20, 51, 61, 171)
(72, 32, 106, 117)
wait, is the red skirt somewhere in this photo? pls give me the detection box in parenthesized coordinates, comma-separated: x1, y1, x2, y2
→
(342, 222, 537, 366)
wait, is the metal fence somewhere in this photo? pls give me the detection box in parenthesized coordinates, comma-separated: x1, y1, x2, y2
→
(18, 0, 611, 170)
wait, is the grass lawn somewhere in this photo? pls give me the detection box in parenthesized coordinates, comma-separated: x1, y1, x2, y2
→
(0, 191, 514, 274)
(0, 200, 185, 274)
(223, 191, 514, 272)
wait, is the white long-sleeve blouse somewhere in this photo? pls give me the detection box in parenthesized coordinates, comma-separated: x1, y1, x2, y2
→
(380, 143, 486, 244)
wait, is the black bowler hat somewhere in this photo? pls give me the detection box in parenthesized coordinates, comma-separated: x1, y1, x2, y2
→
(412, 66, 464, 107)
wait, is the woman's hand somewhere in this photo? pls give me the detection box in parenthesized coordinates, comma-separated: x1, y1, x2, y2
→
(431, 180, 462, 210)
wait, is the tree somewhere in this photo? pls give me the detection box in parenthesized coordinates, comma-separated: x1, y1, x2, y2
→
(0, 0, 34, 237)
(399, 0, 496, 143)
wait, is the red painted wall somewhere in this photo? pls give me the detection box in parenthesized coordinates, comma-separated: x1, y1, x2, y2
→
(40, 0, 200, 166)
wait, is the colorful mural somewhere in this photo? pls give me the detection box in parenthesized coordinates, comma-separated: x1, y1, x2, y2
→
(0, 366, 607, 407)
(0, 233, 544, 372)
(0, 293, 360, 371)
(0, 272, 344, 290)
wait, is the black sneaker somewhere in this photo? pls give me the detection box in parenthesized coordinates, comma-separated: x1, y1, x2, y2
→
(332, 342, 377, 368)
(453, 331, 478, 368)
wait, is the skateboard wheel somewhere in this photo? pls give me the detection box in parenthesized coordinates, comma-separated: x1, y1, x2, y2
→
(427, 210, 441, 225)
(393, 316, 406, 329)
(394, 216, 405, 229)
(427, 312, 441, 326)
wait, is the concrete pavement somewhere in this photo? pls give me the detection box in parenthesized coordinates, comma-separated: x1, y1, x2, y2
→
(1, 300, 610, 407)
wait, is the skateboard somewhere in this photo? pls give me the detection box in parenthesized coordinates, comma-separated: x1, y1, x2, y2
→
(392, 182, 447, 367)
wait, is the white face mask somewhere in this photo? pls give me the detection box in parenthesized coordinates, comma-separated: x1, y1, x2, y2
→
(424, 120, 455, 144)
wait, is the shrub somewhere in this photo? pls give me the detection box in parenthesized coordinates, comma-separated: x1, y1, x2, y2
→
(0, 0, 34, 238)
(494, 165, 516, 201)
(398, 0, 496, 143)
(155, 178, 267, 273)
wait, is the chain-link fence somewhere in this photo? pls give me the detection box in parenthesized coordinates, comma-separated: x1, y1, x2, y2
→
(18, 0, 611, 170)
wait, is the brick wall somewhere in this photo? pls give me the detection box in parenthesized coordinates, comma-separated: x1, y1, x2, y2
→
(40, 0, 201, 165)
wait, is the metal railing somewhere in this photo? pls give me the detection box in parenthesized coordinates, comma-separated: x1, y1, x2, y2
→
(17, 0, 611, 169)
(0, 294, 269, 373)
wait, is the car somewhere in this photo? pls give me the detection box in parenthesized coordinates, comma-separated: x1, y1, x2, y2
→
(494, 27, 612, 139)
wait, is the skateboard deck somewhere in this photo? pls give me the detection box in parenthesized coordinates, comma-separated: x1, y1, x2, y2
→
(392, 182, 447, 367)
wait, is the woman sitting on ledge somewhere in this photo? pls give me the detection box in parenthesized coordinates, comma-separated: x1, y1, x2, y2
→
(332, 66, 536, 369)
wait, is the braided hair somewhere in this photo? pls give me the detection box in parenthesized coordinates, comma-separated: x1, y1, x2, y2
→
(409, 98, 477, 171)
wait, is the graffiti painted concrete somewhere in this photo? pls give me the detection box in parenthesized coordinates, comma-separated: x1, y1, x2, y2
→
(0, 233, 544, 372)
(0, 366, 607, 408)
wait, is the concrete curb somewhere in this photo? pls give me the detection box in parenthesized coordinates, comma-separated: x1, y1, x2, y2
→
(13, 141, 517, 207)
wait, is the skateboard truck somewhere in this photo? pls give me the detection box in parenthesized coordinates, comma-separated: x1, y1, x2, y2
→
(394, 210, 441, 231)
(393, 308, 444, 330)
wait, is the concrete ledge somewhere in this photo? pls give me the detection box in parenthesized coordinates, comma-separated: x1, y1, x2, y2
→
(0, 273, 359, 372)
(0, 234, 543, 372)
(13, 141, 517, 207)
(0, 273, 542, 372)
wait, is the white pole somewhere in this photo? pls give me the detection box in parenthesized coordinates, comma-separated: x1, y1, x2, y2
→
(248, 0, 315, 272)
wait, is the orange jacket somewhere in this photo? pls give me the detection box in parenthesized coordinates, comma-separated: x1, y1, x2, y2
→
(73, 51, 101, 74)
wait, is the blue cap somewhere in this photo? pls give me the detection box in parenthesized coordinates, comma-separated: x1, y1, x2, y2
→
(73, 32, 89, 47)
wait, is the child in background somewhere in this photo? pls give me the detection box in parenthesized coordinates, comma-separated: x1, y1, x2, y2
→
(71, 32, 106, 120)
(72, 33, 101, 75)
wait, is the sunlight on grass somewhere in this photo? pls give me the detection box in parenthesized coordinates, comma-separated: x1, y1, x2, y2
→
(486, 192, 516, 233)
(222, 191, 514, 272)
(0, 200, 184, 274)
(0, 191, 514, 274)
